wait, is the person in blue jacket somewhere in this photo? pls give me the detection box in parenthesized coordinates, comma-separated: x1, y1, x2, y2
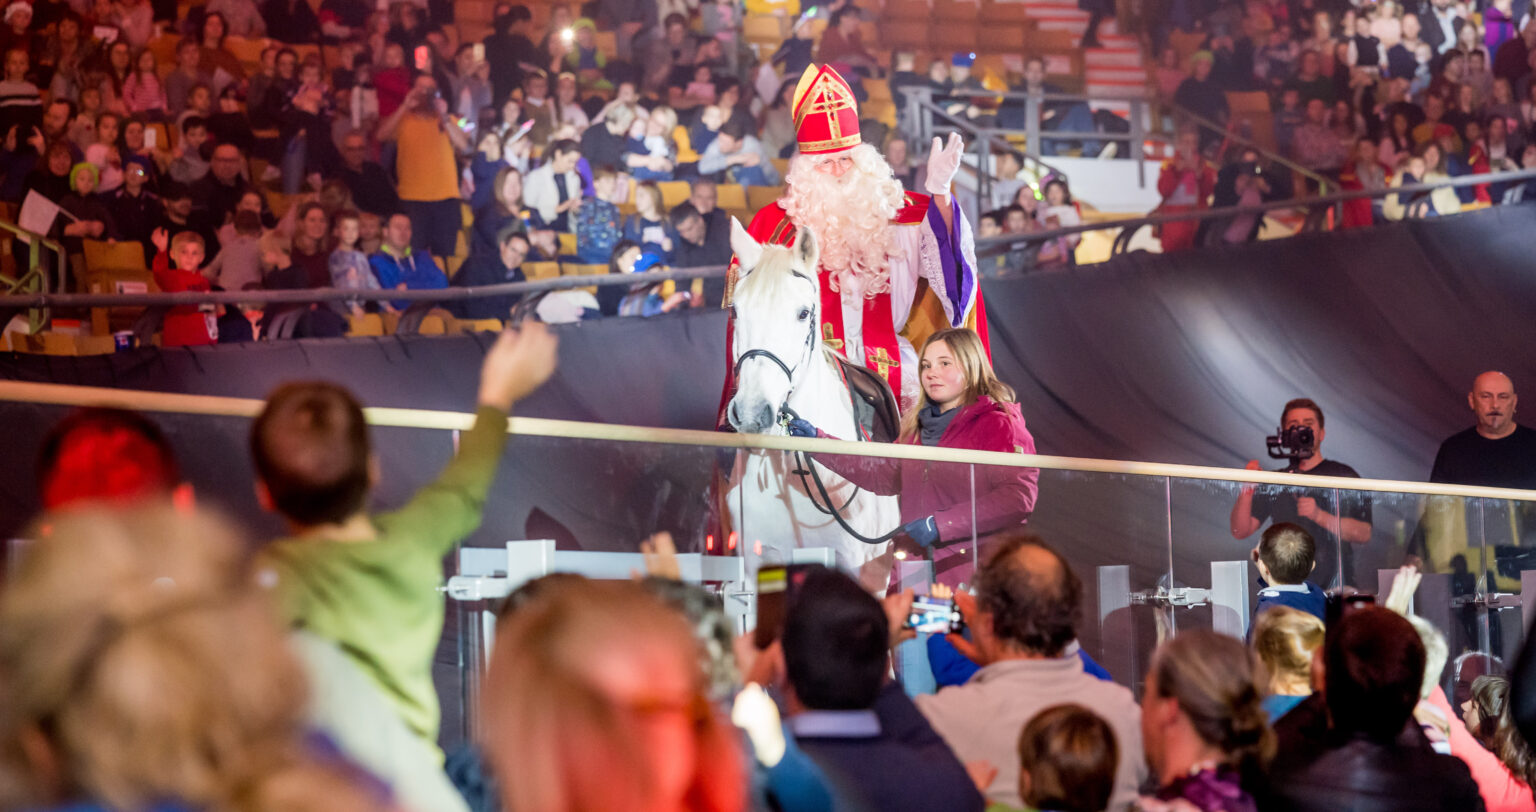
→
(1248, 522, 1327, 640)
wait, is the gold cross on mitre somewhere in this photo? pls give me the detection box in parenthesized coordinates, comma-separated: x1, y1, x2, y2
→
(792, 64, 863, 153)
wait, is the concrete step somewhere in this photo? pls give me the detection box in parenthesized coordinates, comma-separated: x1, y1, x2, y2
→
(1086, 50, 1145, 68)
(1086, 81, 1149, 96)
(1087, 66, 1148, 82)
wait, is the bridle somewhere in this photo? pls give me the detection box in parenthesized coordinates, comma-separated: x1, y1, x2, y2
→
(730, 270, 819, 412)
(730, 270, 903, 546)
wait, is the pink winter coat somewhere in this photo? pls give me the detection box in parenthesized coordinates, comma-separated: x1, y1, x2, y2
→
(822, 396, 1039, 586)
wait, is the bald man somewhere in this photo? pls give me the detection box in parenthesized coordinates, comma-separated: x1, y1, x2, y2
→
(1430, 371, 1536, 489)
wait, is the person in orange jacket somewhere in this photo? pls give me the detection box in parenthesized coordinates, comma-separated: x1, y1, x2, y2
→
(1156, 129, 1217, 252)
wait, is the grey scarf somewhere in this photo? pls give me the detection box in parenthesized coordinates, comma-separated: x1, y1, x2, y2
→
(917, 403, 960, 447)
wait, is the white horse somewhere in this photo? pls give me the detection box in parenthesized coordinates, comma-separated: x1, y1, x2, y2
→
(723, 219, 901, 592)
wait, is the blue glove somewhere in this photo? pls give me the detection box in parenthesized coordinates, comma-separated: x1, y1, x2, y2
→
(786, 418, 818, 438)
(902, 516, 940, 548)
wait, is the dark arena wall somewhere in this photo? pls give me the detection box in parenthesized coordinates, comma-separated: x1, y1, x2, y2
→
(2, 202, 1534, 748)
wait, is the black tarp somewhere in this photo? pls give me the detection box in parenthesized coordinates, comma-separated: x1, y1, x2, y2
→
(2, 204, 1534, 745)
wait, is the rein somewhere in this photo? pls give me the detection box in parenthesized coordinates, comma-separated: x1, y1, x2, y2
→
(732, 277, 903, 547)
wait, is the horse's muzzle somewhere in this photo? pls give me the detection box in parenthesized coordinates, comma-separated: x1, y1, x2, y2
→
(727, 398, 777, 435)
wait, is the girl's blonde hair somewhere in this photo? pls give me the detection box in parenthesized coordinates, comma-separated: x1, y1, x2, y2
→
(481, 577, 746, 812)
(635, 181, 663, 216)
(0, 505, 389, 812)
(1251, 606, 1324, 695)
(898, 327, 1015, 441)
(650, 105, 679, 136)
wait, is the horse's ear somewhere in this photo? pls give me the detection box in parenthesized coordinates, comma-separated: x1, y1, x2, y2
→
(729, 217, 763, 275)
(792, 225, 819, 271)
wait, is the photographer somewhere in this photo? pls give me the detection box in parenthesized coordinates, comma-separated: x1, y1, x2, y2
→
(377, 72, 469, 263)
(1230, 398, 1374, 588)
(1200, 146, 1294, 245)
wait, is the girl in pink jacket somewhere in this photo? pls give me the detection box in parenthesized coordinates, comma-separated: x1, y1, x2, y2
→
(791, 327, 1039, 587)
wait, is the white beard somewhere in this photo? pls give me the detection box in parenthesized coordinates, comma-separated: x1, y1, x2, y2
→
(780, 143, 906, 297)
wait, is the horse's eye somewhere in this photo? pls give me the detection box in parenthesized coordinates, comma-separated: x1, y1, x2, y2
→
(797, 308, 811, 322)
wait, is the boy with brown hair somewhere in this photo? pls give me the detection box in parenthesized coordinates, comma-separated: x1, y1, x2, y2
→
(249, 324, 558, 753)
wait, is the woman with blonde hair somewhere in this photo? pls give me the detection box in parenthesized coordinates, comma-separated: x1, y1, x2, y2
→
(0, 505, 391, 812)
(1140, 630, 1274, 812)
(1251, 605, 1325, 721)
(481, 576, 747, 812)
(788, 327, 1038, 586)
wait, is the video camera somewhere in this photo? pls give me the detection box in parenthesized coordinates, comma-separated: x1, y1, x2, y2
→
(1266, 424, 1315, 464)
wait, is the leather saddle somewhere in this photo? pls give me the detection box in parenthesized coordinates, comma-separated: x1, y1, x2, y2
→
(832, 352, 902, 444)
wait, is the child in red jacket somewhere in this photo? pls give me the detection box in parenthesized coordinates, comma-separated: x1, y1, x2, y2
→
(150, 227, 217, 346)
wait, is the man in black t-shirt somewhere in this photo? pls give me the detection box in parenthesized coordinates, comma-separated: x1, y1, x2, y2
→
(1231, 398, 1374, 588)
(1431, 372, 1536, 489)
(1423, 371, 1536, 590)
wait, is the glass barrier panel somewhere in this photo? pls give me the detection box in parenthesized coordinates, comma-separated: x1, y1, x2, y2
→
(728, 442, 914, 592)
(447, 432, 750, 751)
(954, 462, 1175, 692)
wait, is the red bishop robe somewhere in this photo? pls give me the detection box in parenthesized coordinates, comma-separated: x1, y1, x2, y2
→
(717, 191, 989, 428)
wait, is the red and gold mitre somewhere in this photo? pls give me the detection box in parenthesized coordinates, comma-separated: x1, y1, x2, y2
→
(792, 64, 861, 155)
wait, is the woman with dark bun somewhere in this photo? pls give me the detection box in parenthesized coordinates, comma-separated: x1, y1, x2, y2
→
(1138, 630, 1274, 812)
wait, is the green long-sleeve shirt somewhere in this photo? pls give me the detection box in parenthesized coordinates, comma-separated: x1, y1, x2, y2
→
(255, 406, 509, 750)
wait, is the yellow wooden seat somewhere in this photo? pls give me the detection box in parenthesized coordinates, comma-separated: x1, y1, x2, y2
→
(457, 318, 504, 332)
(557, 232, 577, 255)
(561, 262, 608, 294)
(268, 193, 296, 218)
(147, 34, 181, 74)
(224, 36, 269, 72)
(743, 14, 787, 46)
(17, 332, 81, 355)
(82, 239, 147, 271)
(523, 261, 561, 280)
(657, 180, 693, 209)
(347, 313, 384, 336)
(748, 185, 783, 213)
(147, 121, 173, 152)
(595, 30, 618, 59)
(716, 183, 748, 211)
(673, 125, 699, 163)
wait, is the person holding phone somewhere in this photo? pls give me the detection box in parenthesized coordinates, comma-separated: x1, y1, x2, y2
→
(377, 72, 469, 261)
(789, 328, 1038, 587)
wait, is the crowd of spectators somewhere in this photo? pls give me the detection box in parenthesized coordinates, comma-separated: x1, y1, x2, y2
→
(0, 0, 897, 342)
(6, 340, 1535, 812)
(1152, 0, 1536, 236)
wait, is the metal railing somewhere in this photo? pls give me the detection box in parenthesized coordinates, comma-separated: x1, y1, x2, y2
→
(899, 88, 1078, 202)
(1161, 100, 1332, 195)
(972, 167, 1536, 260)
(1, 167, 1531, 332)
(0, 220, 64, 333)
(899, 87, 1324, 210)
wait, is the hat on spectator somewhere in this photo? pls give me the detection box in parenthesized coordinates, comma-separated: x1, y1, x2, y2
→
(3, 1, 30, 23)
(1190, 50, 1215, 65)
(68, 162, 97, 192)
(633, 252, 663, 272)
(792, 63, 861, 155)
(571, 16, 596, 32)
(951, 51, 976, 67)
(123, 154, 152, 175)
